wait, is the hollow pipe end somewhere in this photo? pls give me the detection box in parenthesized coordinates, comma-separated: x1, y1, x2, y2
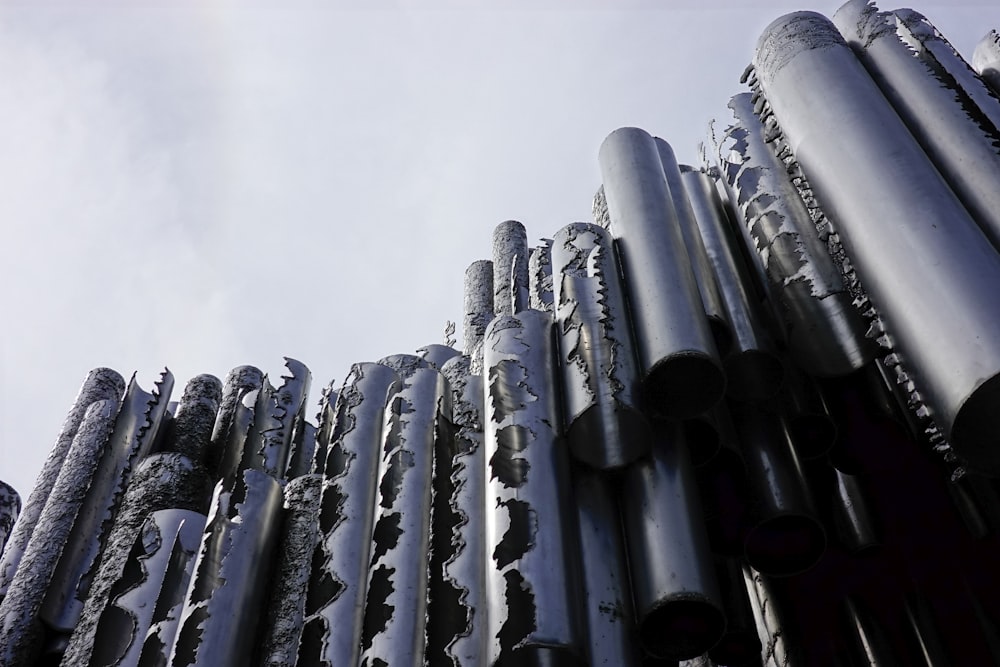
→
(645, 353, 726, 420)
(723, 350, 785, 403)
(708, 629, 763, 666)
(744, 513, 826, 576)
(788, 412, 838, 460)
(639, 595, 727, 660)
(567, 408, 651, 470)
(952, 374, 1000, 475)
(682, 418, 724, 468)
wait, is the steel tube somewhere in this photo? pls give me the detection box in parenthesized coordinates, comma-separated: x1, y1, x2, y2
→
(237, 358, 311, 481)
(418, 343, 461, 371)
(754, 11, 1000, 473)
(621, 422, 726, 660)
(551, 222, 650, 469)
(743, 566, 803, 667)
(973, 30, 1000, 94)
(841, 596, 896, 666)
(483, 311, 586, 667)
(830, 468, 880, 555)
(0, 483, 19, 559)
(528, 241, 554, 313)
(493, 220, 530, 317)
(598, 128, 725, 419)
(169, 374, 223, 462)
(209, 366, 264, 479)
(464, 260, 495, 365)
(708, 557, 760, 666)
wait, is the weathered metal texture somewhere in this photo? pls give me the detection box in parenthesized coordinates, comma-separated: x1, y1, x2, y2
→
(212, 366, 265, 482)
(754, 11, 1000, 474)
(0, 399, 118, 666)
(743, 566, 803, 667)
(841, 596, 896, 666)
(573, 469, 642, 667)
(0, 482, 19, 559)
(492, 220, 530, 317)
(593, 185, 610, 229)
(551, 222, 651, 469)
(527, 241, 554, 313)
(599, 127, 725, 419)
(903, 593, 950, 667)
(709, 557, 761, 666)
(61, 452, 210, 667)
(285, 421, 318, 481)
(168, 375, 223, 462)
(90, 508, 206, 667)
(0, 368, 125, 599)
(432, 355, 487, 667)
(730, 403, 825, 576)
(360, 361, 449, 667)
(714, 93, 873, 377)
(260, 473, 324, 667)
(973, 29, 1000, 94)
(41, 371, 174, 636)
(463, 260, 495, 362)
(483, 310, 587, 667)
(830, 469, 880, 555)
(834, 1, 1000, 254)
(238, 358, 312, 481)
(681, 408, 726, 469)
(167, 469, 284, 666)
(621, 422, 726, 661)
(297, 363, 400, 667)
(418, 343, 462, 371)
(682, 166, 784, 401)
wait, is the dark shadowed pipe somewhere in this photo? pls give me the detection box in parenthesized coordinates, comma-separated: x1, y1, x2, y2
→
(0, 483, 19, 559)
(168, 374, 223, 462)
(834, 1, 1000, 254)
(599, 128, 725, 419)
(552, 222, 651, 470)
(493, 221, 530, 318)
(730, 403, 825, 576)
(621, 422, 726, 660)
(297, 362, 400, 667)
(208, 366, 264, 479)
(359, 357, 449, 667)
(777, 363, 837, 460)
(528, 241, 554, 313)
(743, 565, 803, 667)
(683, 404, 734, 468)
(754, 11, 1000, 474)
(841, 596, 896, 666)
(903, 592, 950, 667)
(692, 416, 748, 556)
(973, 29, 1000, 94)
(483, 310, 586, 667)
(573, 469, 642, 666)
(945, 473, 991, 540)
(829, 468, 881, 555)
(0, 368, 125, 600)
(682, 166, 784, 401)
(713, 93, 873, 377)
(655, 139, 730, 352)
(709, 557, 761, 666)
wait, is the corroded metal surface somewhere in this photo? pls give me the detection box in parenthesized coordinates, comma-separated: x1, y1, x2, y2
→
(551, 222, 650, 469)
(169, 375, 222, 462)
(209, 366, 264, 479)
(237, 359, 312, 481)
(492, 221, 530, 318)
(463, 260, 495, 360)
(417, 343, 461, 371)
(0, 483, 19, 560)
(527, 241, 554, 313)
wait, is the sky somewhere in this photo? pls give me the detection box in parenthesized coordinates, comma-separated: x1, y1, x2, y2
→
(1, 1, 994, 499)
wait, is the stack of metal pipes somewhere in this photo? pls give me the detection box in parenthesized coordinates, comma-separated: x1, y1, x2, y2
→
(3, 1, 1000, 665)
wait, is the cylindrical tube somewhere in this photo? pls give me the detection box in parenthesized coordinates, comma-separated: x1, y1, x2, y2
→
(297, 362, 400, 667)
(621, 423, 726, 660)
(779, 363, 838, 460)
(754, 12, 1000, 473)
(209, 366, 264, 479)
(841, 596, 896, 666)
(598, 128, 725, 419)
(0, 482, 19, 558)
(708, 557, 760, 666)
(528, 241, 554, 313)
(904, 593, 951, 667)
(973, 29, 1000, 94)
(417, 343, 461, 371)
(464, 260, 495, 358)
(830, 469, 881, 555)
(238, 358, 311, 481)
(169, 374, 223, 462)
(743, 566, 804, 667)
(493, 220, 530, 317)
(359, 362, 449, 667)
(0, 368, 125, 599)
(285, 420, 318, 480)
(551, 222, 650, 469)
(483, 311, 586, 667)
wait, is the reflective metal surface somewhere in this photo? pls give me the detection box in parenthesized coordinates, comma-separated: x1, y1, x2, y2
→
(973, 29, 1000, 94)
(493, 220, 530, 318)
(528, 241, 554, 313)
(0, 483, 19, 563)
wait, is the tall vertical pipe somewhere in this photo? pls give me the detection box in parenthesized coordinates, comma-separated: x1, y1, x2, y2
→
(463, 260, 494, 367)
(973, 30, 1000, 94)
(493, 221, 530, 317)
(754, 11, 1000, 473)
(208, 366, 264, 479)
(483, 311, 586, 666)
(528, 241, 554, 313)
(708, 556, 761, 666)
(169, 375, 223, 462)
(599, 128, 725, 418)
(0, 483, 19, 558)
(418, 343, 461, 371)
(551, 222, 650, 469)
(237, 358, 311, 481)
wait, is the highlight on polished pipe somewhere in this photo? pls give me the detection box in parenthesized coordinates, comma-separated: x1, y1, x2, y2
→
(973, 29, 1000, 94)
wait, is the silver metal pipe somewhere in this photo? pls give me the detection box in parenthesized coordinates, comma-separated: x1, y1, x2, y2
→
(464, 260, 495, 361)
(169, 374, 223, 462)
(656, 140, 730, 352)
(0, 483, 19, 559)
(238, 358, 311, 481)
(599, 128, 725, 419)
(0, 399, 118, 666)
(730, 403, 825, 576)
(708, 557, 760, 667)
(779, 363, 837, 460)
(260, 473, 324, 667)
(841, 596, 895, 666)
(493, 220, 530, 318)
(297, 362, 400, 667)
(209, 365, 264, 479)
(621, 422, 726, 661)
(593, 185, 610, 229)
(359, 359, 449, 667)
(754, 11, 1000, 474)
(551, 222, 650, 470)
(60, 451, 210, 667)
(573, 469, 642, 667)
(904, 593, 951, 667)
(528, 240, 554, 313)
(483, 310, 586, 667)
(285, 420, 318, 480)
(418, 343, 461, 371)
(0, 368, 125, 599)
(830, 469, 880, 555)
(713, 93, 873, 377)
(743, 565, 803, 667)
(973, 29, 1000, 94)
(167, 469, 285, 666)
(834, 1, 1000, 254)
(432, 355, 488, 667)
(42, 371, 174, 635)
(682, 166, 784, 401)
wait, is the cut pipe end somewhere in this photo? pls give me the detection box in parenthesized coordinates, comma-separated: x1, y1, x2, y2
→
(788, 412, 838, 460)
(645, 353, 726, 419)
(639, 595, 727, 660)
(744, 513, 826, 577)
(952, 374, 1000, 475)
(724, 350, 785, 403)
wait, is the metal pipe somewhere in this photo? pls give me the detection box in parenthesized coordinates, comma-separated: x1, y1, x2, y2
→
(0, 399, 118, 665)
(528, 241, 554, 313)
(551, 222, 651, 469)
(0, 483, 19, 559)
(778, 363, 837, 460)
(904, 593, 950, 667)
(621, 422, 726, 660)
(841, 596, 896, 666)
(464, 260, 494, 364)
(418, 343, 461, 371)
(237, 358, 311, 481)
(593, 185, 610, 229)
(708, 556, 761, 666)
(359, 358, 449, 667)
(830, 469, 881, 555)
(0, 368, 125, 599)
(208, 366, 264, 479)
(713, 93, 874, 377)
(598, 128, 725, 419)
(493, 220, 530, 318)
(169, 374, 223, 462)
(285, 420, 318, 480)
(483, 310, 587, 667)
(834, 1, 1000, 254)
(973, 29, 1000, 94)
(754, 11, 1000, 474)
(743, 565, 804, 667)
(297, 362, 400, 667)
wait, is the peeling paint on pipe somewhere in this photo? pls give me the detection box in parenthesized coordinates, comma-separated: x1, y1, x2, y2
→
(169, 375, 223, 463)
(417, 343, 461, 371)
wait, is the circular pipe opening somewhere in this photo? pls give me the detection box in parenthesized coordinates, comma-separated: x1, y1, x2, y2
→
(682, 418, 722, 467)
(646, 354, 726, 419)
(952, 374, 1000, 475)
(639, 596, 727, 660)
(724, 350, 785, 403)
(744, 513, 826, 576)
